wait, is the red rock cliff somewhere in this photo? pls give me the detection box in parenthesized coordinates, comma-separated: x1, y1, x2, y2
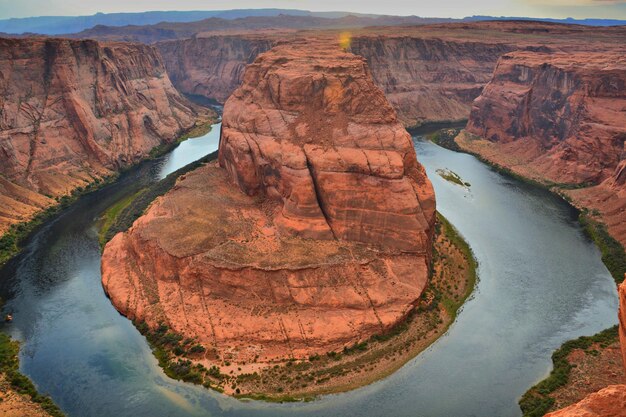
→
(348, 35, 511, 127)
(0, 37, 207, 234)
(156, 34, 275, 103)
(102, 40, 435, 364)
(218, 40, 435, 251)
(156, 31, 511, 128)
(460, 51, 626, 246)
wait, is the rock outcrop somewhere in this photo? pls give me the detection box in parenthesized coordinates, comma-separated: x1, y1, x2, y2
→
(102, 40, 436, 363)
(156, 32, 509, 128)
(544, 385, 626, 417)
(348, 36, 511, 127)
(0, 37, 208, 234)
(155, 22, 626, 130)
(460, 51, 626, 245)
(156, 34, 275, 104)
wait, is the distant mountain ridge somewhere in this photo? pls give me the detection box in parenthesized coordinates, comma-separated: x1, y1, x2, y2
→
(1, 9, 625, 36)
(0, 9, 380, 35)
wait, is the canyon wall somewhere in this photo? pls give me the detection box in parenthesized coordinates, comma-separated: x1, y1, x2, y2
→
(460, 51, 626, 245)
(0, 37, 207, 234)
(102, 40, 435, 363)
(156, 34, 275, 103)
(348, 36, 511, 127)
(156, 33, 510, 127)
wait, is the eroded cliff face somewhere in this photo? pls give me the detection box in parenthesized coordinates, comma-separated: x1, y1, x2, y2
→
(102, 40, 436, 364)
(156, 32, 510, 128)
(0, 37, 207, 234)
(218, 40, 435, 251)
(466, 51, 626, 185)
(544, 385, 626, 417)
(348, 36, 511, 127)
(460, 51, 626, 245)
(156, 34, 275, 104)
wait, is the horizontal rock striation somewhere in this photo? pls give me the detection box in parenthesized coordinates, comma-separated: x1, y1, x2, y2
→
(461, 51, 626, 245)
(218, 40, 435, 251)
(102, 40, 436, 363)
(157, 33, 509, 128)
(156, 34, 275, 104)
(348, 36, 511, 127)
(0, 37, 207, 234)
(466, 51, 626, 186)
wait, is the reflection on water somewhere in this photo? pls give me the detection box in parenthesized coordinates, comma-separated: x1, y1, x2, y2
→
(158, 123, 221, 179)
(0, 129, 617, 417)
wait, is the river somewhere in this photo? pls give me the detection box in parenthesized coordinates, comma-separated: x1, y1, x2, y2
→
(0, 125, 618, 417)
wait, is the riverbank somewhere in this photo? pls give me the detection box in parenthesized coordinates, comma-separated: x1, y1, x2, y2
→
(519, 326, 624, 417)
(0, 333, 64, 417)
(0, 115, 216, 269)
(428, 128, 625, 416)
(453, 130, 625, 284)
(109, 211, 477, 401)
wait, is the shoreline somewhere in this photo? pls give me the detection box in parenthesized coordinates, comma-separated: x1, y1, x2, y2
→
(0, 115, 217, 269)
(425, 128, 625, 417)
(0, 332, 65, 417)
(123, 212, 477, 401)
(450, 130, 624, 285)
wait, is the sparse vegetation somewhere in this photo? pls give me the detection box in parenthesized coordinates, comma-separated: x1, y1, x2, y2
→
(436, 168, 471, 188)
(138, 212, 477, 401)
(519, 326, 619, 417)
(1, 117, 217, 267)
(427, 127, 462, 151)
(0, 176, 114, 267)
(579, 212, 625, 284)
(99, 150, 219, 246)
(0, 333, 65, 416)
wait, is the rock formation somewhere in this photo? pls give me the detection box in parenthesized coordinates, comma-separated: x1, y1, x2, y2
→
(101, 40, 436, 363)
(156, 32, 510, 128)
(460, 51, 626, 245)
(0, 37, 208, 234)
(544, 385, 626, 417)
(154, 22, 626, 130)
(156, 34, 275, 104)
(348, 36, 511, 127)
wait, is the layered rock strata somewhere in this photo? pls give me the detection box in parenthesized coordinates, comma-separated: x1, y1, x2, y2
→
(0, 37, 207, 234)
(544, 385, 626, 417)
(460, 51, 626, 245)
(102, 40, 436, 363)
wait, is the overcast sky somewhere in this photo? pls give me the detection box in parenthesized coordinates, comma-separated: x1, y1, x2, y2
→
(1, 0, 626, 20)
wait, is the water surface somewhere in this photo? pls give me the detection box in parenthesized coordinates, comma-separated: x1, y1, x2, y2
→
(0, 130, 617, 417)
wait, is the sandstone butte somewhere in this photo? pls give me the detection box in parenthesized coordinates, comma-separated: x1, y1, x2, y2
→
(0, 37, 209, 235)
(101, 39, 436, 364)
(459, 51, 626, 247)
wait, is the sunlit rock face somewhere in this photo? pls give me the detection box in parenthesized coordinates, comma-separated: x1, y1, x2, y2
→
(102, 40, 436, 364)
(462, 51, 626, 246)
